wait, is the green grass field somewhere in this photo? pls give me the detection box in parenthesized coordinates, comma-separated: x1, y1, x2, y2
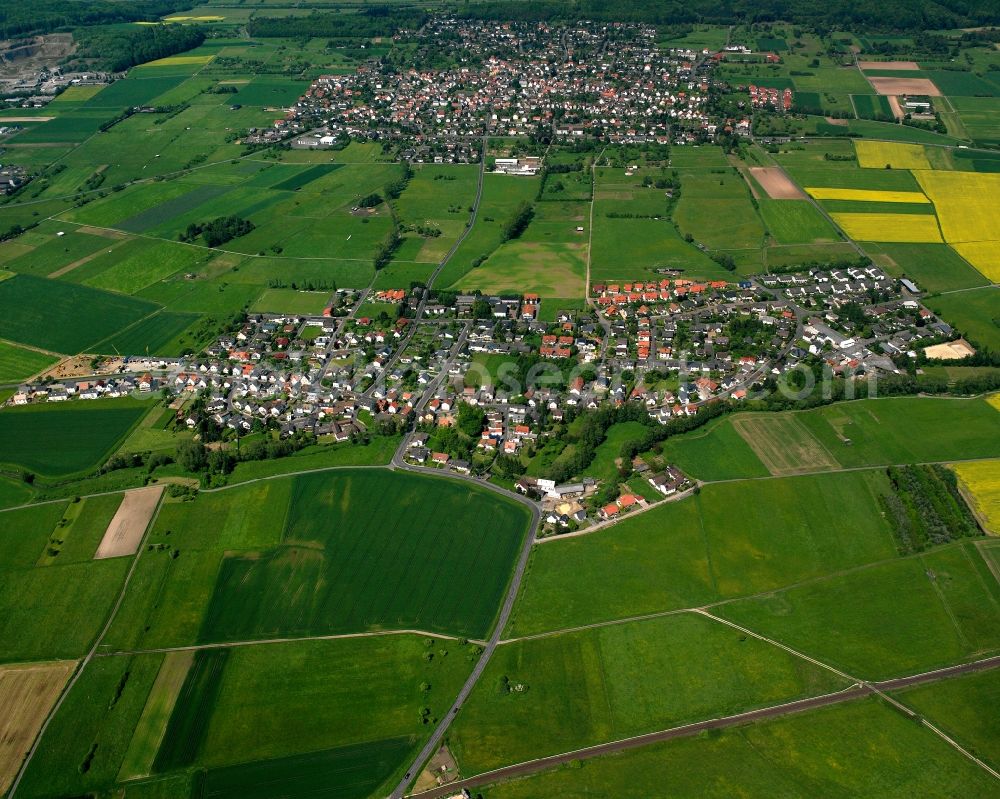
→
(673, 170, 766, 251)
(893, 668, 1000, 767)
(451, 612, 848, 774)
(0, 340, 58, 382)
(0, 398, 150, 477)
(508, 470, 898, 636)
(478, 697, 1000, 798)
(250, 287, 330, 314)
(863, 242, 990, 294)
(663, 398, 1000, 481)
(16, 653, 163, 798)
(757, 199, 840, 244)
(455, 241, 586, 299)
(101, 468, 529, 651)
(198, 469, 530, 641)
(926, 287, 1000, 351)
(797, 397, 1000, 469)
(0, 274, 159, 354)
(716, 542, 1000, 679)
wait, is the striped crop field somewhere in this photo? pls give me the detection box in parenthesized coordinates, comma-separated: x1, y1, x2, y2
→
(855, 140, 932, 169)
(806, 188, 930, 203)
(831, 212, 942, 243)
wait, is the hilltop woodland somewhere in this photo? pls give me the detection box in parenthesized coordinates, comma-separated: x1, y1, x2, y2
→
(460, 0, 1000, 31)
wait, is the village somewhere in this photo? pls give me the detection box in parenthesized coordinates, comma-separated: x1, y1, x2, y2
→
(8, 262, 963, 534)
(279, 17, 717, 153)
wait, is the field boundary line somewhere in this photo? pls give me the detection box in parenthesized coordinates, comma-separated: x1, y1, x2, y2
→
(97, 628, 477, 658)
(405, 654, 1000, 799)
(6, 488, 167, 799)
(506, 536, 988, 645)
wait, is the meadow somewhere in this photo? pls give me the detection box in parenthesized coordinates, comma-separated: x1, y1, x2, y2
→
(893, 668, 1000, 767)
(716, 541, 1000, 679)
(451, 612, 848, 774)
(438, 175, 540, 288)
(756, 199, 839, 244)
(0, 399, 150, 477)
(673, 169, 766, 251)
(455, 241, 586, 299)
(662, 398, 1000, 481)
(507, 470, 898, 637)
(925, 287, 1000, 350)
(478, 697, 1000, 798)
(861, 242, 989, 293)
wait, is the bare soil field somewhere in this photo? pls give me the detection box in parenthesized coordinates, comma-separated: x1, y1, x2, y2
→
(0, 661, 76, 794)
(887, 96, 905, 120)
(858, 60, 921, 71)
(94, 485, 162, 559)
(824, 117, 849, 126)
(42, 355, 124, 379)
(732, 414, 840, 475)
(0, 116, 53, 123)
(869, 77, 941, 96)
(749, 167, 805, 200)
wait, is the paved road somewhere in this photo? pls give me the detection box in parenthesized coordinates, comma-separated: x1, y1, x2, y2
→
(387, 486, 540, 799)
(385, 136, 544, 799)
(407, 654, 1000, 798)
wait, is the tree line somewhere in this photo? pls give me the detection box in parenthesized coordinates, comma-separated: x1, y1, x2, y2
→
(74, 24, 206, 73)
(457, 0, 1000, 32)
(0, 0, 193, 38)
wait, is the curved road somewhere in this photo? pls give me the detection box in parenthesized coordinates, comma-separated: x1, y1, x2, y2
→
(385, 135, 544, 799)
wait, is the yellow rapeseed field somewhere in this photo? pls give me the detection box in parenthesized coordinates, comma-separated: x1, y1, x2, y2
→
(914, 170, 1000, 243)
(146, 55, 215, 66)
(953, 242, 1000, 282)
(988, 393, 1000, 413)
(806, 188, 931, 203)
(830, 212, 943, 243)
(854, 140, 932, 170)
(953, 460, 1000, 534)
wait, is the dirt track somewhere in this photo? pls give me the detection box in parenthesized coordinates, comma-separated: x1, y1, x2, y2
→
(409, 655, 1000, 798)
